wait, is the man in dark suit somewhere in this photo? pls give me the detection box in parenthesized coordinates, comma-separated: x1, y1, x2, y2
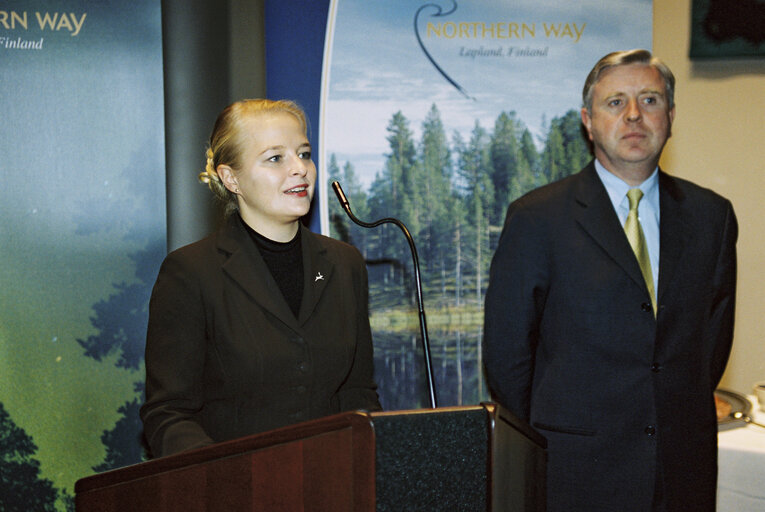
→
(483, 50, 737, 512)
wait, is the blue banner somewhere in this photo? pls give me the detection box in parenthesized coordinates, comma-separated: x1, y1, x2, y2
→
(0, 1, 165, 509)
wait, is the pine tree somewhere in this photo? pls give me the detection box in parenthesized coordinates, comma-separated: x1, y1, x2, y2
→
(558, 109, 592, 173)
(366, 112, 419, 307)
(326, 153, 350, 242)
(489, 112, 521, 226)
(541, 109, 591, 183)
(418, 104, 454, 297)
(541, 120, 566, 183)
(520, 129, 543, 187)
(454, 122, 494, 303)
(342, 160, 370, 255)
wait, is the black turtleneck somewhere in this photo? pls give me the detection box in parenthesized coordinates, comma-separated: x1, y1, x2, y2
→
(240, 216, 304, 318)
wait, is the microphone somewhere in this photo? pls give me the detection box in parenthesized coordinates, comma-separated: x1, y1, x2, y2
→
(331, 181, 438, 408)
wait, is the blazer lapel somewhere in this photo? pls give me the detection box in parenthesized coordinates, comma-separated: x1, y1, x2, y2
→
(572, 163, 649, 292)
(217, 217, 299, 329)
(298, 226, 334, 326)
(656, 171, 692, 304)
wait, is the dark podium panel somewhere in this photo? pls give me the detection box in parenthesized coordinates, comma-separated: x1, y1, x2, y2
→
(75, 403, 546, 511)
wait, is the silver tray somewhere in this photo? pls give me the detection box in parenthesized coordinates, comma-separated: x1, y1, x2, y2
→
(715, 388, 752, 431)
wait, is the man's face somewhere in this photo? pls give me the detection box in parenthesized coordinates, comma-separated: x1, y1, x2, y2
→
(581, 63, 675, 183)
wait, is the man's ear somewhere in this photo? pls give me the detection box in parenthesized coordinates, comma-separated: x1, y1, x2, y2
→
(667, 105, 676, 138)
(580, 107, 594, 141)
(217, 165, 240, 194)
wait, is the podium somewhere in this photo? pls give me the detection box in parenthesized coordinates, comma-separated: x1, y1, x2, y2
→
(75, 403, 546, 511)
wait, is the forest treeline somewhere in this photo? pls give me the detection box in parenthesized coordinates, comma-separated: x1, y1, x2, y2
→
(327, 104, 591, 317)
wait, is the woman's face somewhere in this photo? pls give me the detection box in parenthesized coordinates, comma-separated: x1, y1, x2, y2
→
(221, 111, 316, 240)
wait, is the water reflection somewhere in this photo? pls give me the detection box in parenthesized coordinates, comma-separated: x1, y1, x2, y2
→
(373, 328, 490, 411)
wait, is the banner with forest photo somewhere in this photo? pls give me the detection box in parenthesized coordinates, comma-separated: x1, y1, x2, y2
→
(318, 0, 653, 410)
(0, 1, 165, 510)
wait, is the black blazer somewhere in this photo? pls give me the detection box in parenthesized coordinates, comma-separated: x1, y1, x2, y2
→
(140, 216, 381, 457)
(483, 162, 737, 512)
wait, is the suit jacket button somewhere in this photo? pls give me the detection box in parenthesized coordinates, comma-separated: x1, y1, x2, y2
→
(651, 363, 662, 372)
(645, 425, 656, 436)
(298, 362, 309, 373)
(641, 303, 652, 312)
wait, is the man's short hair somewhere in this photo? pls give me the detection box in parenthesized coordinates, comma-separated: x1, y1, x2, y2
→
(582, 49, 675, 113)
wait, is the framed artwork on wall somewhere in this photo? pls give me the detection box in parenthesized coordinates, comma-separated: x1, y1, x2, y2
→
(690, 0, 765, 58)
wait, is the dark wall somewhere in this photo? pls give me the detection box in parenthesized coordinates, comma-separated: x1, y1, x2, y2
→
(162, 0, 266, 251)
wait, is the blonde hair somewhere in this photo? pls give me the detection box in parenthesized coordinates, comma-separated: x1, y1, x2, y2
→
(198, 99, 309, 217)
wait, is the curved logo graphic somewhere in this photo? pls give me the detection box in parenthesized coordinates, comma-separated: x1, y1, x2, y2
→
(414, 0, 475, 101)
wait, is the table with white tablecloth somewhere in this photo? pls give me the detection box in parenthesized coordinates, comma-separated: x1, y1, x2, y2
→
(717, 395, 765, 511)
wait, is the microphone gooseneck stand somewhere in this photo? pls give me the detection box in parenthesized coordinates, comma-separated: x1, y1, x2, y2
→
(331, 181, 438, 408)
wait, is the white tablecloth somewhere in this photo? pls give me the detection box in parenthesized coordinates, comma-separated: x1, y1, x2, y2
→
(717, 395, 765, 512)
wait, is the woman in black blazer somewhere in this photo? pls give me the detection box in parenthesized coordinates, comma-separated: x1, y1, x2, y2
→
(140, 99, 381, 457)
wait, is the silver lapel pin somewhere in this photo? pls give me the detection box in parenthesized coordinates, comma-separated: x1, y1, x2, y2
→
(315, 272, 324, 282)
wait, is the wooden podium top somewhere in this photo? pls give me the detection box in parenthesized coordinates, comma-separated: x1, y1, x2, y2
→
(76, 408, 376, 494)
(75, 404, 546, 511)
